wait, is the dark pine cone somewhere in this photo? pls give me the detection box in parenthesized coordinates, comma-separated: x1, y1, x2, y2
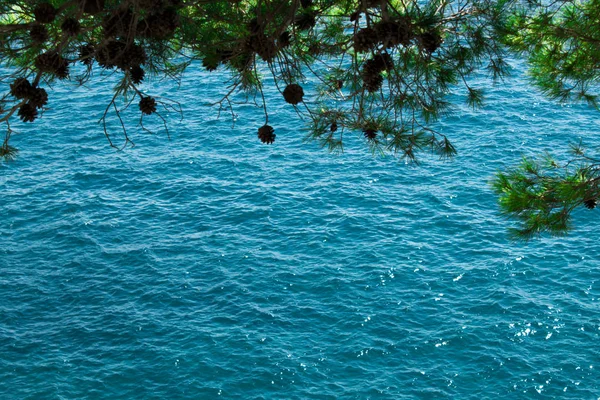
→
(96, 40, 144, 70)
(202, 56, 219, 72)
(10, 78, 33, 99)
(35, 52, 69, 78)
(127, 43, 147, 67)
(29, 24, 48, 44)
(283, 84, 304, 105)
(139, 96, 157, 115)
(330, 121, 338, 132)
(80, 0, 105, 14)
(255, 35, 277, 62)
(301, 0, 313, 8)
(18, 103, 38, 123)
(354, 27, 378, 53)
(294, 12, 316, 31)
(419, 31, 443, 53)
(372, 53, 393, 71)
(363, 73, 383, 92)
(375, 19, 413, 48)
(79, 43, 95, 66)
(139, 8, 179, 40)
(130, 65, 145, 84)
(278, 31, 291, 48)
(29, 87, 48, 109)
(61, 17, 81, 36)
(258, 125, 276, 144)
(33, 3, 57, 24)
(103, 8, 134, 38)
(363, 128, 377, 140)
(584, 198, 597, 209)
(364, 0, 381, 7)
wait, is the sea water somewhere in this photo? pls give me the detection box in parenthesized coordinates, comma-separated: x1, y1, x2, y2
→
(1, 60, 599, 398)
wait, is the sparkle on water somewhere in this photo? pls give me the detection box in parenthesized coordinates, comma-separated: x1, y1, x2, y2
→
(1, 61, 599, 399)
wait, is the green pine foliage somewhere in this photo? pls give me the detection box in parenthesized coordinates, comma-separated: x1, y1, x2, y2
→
(1, 0, 600, 238)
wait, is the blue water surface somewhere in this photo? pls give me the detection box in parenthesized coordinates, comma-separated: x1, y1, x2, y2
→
(1, 61, 599, 399)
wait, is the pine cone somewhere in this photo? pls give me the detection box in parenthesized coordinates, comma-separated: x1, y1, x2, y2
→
(80, 0, 105, 14)
(96, 40, 141, 70)
(354, 27, 378, 53)
(363, 73, 383, 92)
(33, 3, 57, 24)
(258, 125, 276, 144)
(584, 198, 597, 209)
(301, 0, 313, 8)
(29, 24, 48, 44)
(294, 12, 316, 31)
(254, 35, 277, 62)
(202, 56, 219, 71)
(371, 53, 393, 71)
(283, 84, 304, 105)
(79, 43, 95, 65)
(18, 103, 37, 123)
(278, 31, 291, 48)
(10, 78, 33, 99)
(330, 121, 338, 132)
(375, 19, 413, 48)
(61, 17, 81, 36)
(103, 8, 134, 38)
(139, 96, 157, 115)
(363, 128, 377, 140)
(130, 65, 145, 84)
(35, 52, 69, 78)
(139, 8, 179, 39)
(29, 87, 48, 109)
(419, 31, 442, 53)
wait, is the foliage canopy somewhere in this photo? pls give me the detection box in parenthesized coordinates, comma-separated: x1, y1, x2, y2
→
(1, 0, 600, 238)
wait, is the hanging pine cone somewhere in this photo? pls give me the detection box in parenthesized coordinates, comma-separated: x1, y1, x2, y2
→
(103, 8, 134, 38)
(250, 34, 277, 62)
(202, 55, 219, 71)
(99, 40, 144, 70)
(79, 43, 95, 65)
(584, 198, 597, 209)
(139, 8, 179, 39)
(283, 84, 304, 105)
(363, 128, 377, 140)
(372, 53, 393, 71)
(61, 17, 81, 36)
(35, 52, 68, 78)
(278, 31, 291, 48)
(294, 11, 316, 31)
(363, 73, 383, 92)
(350, 12, 360, 22)
(18, 103, 38, 123)
(419, 31, 442, 53)
(80, 0, 105, 14)
(139, 96, 157, 115)
(33, 2, 57, 24)
(330, 121, 338, 132)
(130, 65, 145, 84)
(258, 125, 276, 144)
(375, 19, 413, 48)
(354, 27, 378, 53)
(29, 24, 48, 44)
(29, 87, 48, 109)
(362, 58, 384, 92)
(10, 78, 33, 99)
(364, 0, 381, 8)
(127, 43, 147, 67)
